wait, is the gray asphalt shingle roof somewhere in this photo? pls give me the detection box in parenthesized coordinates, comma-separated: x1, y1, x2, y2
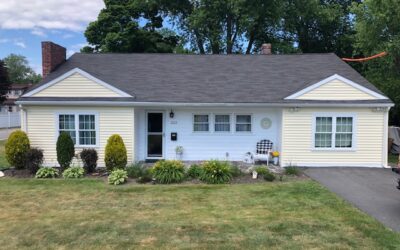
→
(24, 53, 390, 104)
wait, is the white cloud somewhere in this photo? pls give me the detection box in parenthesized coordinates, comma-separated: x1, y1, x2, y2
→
(0, 0, 104, 32)
(67, 43, 88, 57)
(31, 28, 47, 37)
(14, 41, 26, 48)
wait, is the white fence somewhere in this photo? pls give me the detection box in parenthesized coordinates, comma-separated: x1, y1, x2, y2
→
(0, 112, 21, 128)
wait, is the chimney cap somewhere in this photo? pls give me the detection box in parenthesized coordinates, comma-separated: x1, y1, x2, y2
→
(261, 43, 272, 48)
(261, 43, 272, 55)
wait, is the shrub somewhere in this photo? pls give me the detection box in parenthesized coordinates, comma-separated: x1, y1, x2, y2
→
(108, 169, 128, 185)
(264, 171, 276, 182)
(137, 168, 153, 183)
(80, 148, 98, 173)
(35, 167, 59, 178)
(200, 160, 232, 184)
(126, 163, 144, 178)
(230, 165, 243, 178)
(254, 166, 268, 176)
(63, 166, 85, 179)
(56, 132, 75, 171)
(25, 148, 44, 174)
(5, 130, 30, 169)
(104, 134, 127, 172)
(187, 164, 202, 179)
(151, 160, 185, 184)
(285, 166, 300, 176)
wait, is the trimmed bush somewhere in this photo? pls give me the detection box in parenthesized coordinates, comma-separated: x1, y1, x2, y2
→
(108, 169, 128, 185)
(63, 166, 85, 179)
(230, 165, 243, 178)
(187, 164, 202, 179)
(285, 166, 300, 176)
(151, 160, 185, 184)
(5, 130, 30, 169)
(56, 132, 75, 171)
(254, 166, 268, 176)
(35, 167, 59, 178)
(25, 148, 44, 174)
(126, 163, 144, 178)
(80, 148, 98, 173)
(104, 134, 127, 172)
(200, 160, 232, 184)
(263, 171, 276, 182)
(137, 168, 153, 183)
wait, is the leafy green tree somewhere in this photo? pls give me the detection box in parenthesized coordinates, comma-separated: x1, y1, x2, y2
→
(3, 54, 41, 84)
(0, 60, 10, 104)
(82, 0, 178, 53)
(352, 0, 400, 124)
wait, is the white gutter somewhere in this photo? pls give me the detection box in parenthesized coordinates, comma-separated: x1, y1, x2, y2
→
(16, 100, 395, 108)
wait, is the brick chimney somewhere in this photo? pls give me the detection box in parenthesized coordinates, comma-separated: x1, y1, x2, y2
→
(42, 41, 66, 78)
(261, 43, 272, 55)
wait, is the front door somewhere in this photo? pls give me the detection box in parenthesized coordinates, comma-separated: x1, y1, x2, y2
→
(147, 112, 163, 158)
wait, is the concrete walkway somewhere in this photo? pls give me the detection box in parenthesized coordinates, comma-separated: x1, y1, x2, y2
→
(305, 167, 400, 232)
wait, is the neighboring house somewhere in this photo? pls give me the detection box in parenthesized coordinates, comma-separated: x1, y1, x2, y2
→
(1, 83, 31, 113)
(17, 42, 393, 167)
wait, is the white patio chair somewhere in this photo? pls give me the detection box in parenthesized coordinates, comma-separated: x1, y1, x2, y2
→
(253, 139, 273, 166)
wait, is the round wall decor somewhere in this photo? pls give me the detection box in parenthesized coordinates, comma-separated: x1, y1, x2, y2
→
(260, 117, 272, 129)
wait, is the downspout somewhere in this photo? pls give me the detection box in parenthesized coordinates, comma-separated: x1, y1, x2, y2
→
(19, 104, 27, 133)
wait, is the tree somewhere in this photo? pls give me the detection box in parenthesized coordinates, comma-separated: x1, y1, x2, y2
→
(352, 0, 400, 124)
(56, 132, 75, 171)
(82, 0, 179, 53)
(0, 60, 10, 104)
(3, 54, 41, 84)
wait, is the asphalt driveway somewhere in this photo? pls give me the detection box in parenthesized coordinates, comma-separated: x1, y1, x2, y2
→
(305, 167, 400, 232)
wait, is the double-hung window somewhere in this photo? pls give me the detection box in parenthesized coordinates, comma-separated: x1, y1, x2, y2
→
(214, 115, 230, 132)
(236, 115, 252, 132)
(193, 114, 209, 132)
(314, 115, 354, 149)
(58, 113, 97, 146)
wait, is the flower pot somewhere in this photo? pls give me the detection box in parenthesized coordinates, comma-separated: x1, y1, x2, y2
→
(273, 157, 279, 165)
(252, 171, 258, 179)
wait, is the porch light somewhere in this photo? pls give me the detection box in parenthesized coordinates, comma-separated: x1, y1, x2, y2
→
(169, 110, 175, 118)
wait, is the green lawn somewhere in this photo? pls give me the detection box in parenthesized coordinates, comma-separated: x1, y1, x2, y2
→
(0, 179, 399, 249)
(0, 140, 9, 170)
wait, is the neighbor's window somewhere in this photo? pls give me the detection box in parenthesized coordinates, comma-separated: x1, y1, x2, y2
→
(59, 114, 97, 146)
(215, 115, 230, 132)
(236, 115, 252, 132)
(314, 115, 354, 149)
(193, 114, 209, 132)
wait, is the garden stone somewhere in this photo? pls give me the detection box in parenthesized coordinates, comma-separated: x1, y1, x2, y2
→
(0, 171, 4, 177)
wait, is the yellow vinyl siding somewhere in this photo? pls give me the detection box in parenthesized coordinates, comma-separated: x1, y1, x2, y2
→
(281, 108, 385, 167)
(23, 106, 134, 166)
(297, 79, 377, 100)
(32, 73, 122, 97)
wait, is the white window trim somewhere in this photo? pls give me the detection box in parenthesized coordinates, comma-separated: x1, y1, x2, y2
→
(192, 114, 211, 133)
(311, 113, 357, 151)
(55, 112, 100, 147)
(235, 114, 253, 133)
(214, 114, 231, 133)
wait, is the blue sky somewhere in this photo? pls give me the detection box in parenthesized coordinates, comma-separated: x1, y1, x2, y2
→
(0, 0, 105, 74)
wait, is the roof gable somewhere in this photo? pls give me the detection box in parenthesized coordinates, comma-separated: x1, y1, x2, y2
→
(285, 74, 388, 100)
(23, 68, 132, 98)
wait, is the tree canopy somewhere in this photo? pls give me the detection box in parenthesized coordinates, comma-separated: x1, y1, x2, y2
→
(3, 54, 41, 84)
(0, 60, 10, 104)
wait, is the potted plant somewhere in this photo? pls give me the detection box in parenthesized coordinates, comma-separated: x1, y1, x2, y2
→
(271, 151, 280, 165)
(175, 146, 184, 159)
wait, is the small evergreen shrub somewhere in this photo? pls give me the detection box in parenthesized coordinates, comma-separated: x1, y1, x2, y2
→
(62, 166, 85, 179)
(285, 166, 300, 176)
(263, 171, 276, 182)
(126, 163, 144, 178)
(56, 132, 75, 171)
(230, 165, 243, 178)
(137, 168, 153, 183)
(5, 130, 30, 169)
(104, 134, 127, 172)
(200, 160, 232, 184)
(80, 148, 98, 173)
(151, 160, 185, 184)
(254, 166, 268, 176)
(108, 169, 128, 185)
(35, 167, 59, 178)
(187, 164, 202, 179)
(25, 148, 44, 174)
